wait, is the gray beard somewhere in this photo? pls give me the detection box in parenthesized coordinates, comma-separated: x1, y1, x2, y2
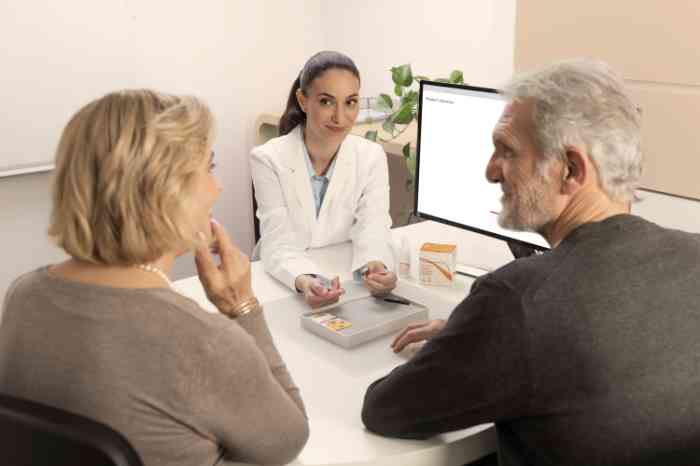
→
(497, 183, 557, 232)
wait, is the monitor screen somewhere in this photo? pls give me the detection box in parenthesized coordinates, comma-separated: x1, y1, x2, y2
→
(414, 80, 550, 251)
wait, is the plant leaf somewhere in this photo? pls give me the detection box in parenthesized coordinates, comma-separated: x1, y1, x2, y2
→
(393, 104, 414, 125)
(382, 117, 396, 135)
(394, 84, 403, 97)
(374, 100, 392, 114)
(449, 70, 464, 84)
(435, 78, 450, 83)
(391, 64, 413, 87)
(378, 93, 393, 111)
(375, 98, 392, 114)
(403, 90, 419, 105)
(402, 142, 411, 159)
(365, 130, 378, 142)
(405, 155, 416, 179)
(405, 178, 414, 191)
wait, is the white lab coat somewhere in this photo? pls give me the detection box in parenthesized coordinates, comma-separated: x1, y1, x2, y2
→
(250, 126, 394, 290)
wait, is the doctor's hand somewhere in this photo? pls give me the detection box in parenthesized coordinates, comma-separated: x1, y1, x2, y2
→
(295, 274, 345, 309)
(391, 319, 446, 353)
(363, 261, 397, 297)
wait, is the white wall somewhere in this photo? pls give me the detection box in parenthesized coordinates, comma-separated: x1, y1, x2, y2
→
(0, 0, 520, 306)
(321, 0, 517, 97)
(4, 0, 695, 315)
(0, 174, 68, 303)
(0, 0, 324, 302)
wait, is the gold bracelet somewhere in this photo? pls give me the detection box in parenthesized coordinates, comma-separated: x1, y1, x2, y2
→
(228, 297, 260, 319)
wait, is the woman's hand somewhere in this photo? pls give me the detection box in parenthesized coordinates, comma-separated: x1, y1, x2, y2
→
(363, 261, 397, 297)
(390, 319, 446, 353)
(295, 274, 345, 308)
(195, 220, 255, 317)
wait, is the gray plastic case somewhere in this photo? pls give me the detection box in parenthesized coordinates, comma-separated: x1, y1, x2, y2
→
(300, 296, 429, 348)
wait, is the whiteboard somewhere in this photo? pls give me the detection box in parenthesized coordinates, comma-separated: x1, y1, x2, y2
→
(0, 1, 227, 177)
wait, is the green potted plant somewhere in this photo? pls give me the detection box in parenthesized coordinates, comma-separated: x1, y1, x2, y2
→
(365, 64, 464, 222)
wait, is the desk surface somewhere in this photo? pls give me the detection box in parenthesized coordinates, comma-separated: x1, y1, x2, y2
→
(175, 224, 499, 466)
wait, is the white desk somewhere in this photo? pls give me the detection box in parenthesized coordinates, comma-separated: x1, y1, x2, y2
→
(175, 222, 501, 466)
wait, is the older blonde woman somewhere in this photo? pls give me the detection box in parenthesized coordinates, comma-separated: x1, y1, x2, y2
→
(0, 90, 309, 466)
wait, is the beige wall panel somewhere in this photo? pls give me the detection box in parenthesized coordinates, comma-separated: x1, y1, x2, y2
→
(515, 0, 700, 199)
(628, 83, 700, 199)
(515, 1, 700, 85)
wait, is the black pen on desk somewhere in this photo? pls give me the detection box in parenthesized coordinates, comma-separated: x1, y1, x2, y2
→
(382, 297, 411, 305)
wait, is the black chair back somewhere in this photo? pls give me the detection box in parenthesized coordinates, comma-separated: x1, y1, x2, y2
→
(0, 393, 143, 466)
(252, 182, 261, 244)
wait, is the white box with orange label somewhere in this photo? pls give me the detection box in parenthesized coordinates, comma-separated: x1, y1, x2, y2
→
(419, 243, 457, 286)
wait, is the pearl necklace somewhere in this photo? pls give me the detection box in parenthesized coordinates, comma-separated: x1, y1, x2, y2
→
(137, 263, 175, 290)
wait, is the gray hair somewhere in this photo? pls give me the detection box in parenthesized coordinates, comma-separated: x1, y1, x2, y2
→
(503, 59, 642, 203)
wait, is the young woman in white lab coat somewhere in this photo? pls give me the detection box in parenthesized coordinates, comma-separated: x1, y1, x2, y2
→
(251, 51, 397, 308)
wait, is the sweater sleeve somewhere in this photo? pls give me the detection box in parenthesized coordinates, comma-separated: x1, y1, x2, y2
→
(1, 273, 24, 325)
(187, 308, 309, 465)
(236, 308, 307, 417)
(361, 276, 532, 438)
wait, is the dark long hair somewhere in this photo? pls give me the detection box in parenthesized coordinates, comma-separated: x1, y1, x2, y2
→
(278, 51, 361, 136)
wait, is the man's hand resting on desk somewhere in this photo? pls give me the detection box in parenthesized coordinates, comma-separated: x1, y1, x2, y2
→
(295, 275, 345, 308)
(363, 261, 397, 297)
(391, 319, 446, 353)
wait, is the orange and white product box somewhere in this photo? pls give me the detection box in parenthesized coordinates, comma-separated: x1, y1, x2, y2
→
(419, 243, 457, 286)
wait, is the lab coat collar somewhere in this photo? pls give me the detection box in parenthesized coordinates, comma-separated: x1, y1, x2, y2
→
(284, 126, 353, 237)
(286, 126, 317, 228)
(313, 136, 352, 240)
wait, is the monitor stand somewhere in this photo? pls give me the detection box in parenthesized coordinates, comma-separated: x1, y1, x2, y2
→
(455, 240, 540, 279)
(455, 263, 490, 279)
(507, 241, 539, 259)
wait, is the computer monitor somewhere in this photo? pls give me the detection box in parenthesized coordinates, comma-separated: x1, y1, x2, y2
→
(414, 80, 550, 252)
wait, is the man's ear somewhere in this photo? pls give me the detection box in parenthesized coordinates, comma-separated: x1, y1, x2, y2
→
(561, 147, 588, 194)
(296, 89, 306, 113)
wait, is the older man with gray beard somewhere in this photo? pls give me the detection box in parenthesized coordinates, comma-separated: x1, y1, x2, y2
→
(361, 59, 700, 466)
